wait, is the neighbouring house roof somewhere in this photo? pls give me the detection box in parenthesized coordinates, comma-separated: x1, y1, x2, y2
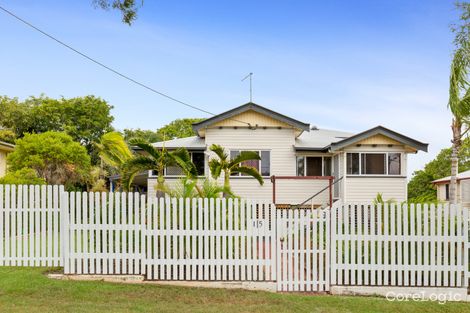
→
(151, 136, 206, 150)
(192, 102, 310, 136)
(329, 126, 428, 152)
(0, 141, 15, 152)
(432, 170, 470, 185)
(294, 128, 353, 151)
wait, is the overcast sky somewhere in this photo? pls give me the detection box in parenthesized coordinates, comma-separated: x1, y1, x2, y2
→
(0, 0, 459, 176)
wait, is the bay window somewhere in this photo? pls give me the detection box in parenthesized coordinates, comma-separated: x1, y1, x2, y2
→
(347, 152, 401, 176)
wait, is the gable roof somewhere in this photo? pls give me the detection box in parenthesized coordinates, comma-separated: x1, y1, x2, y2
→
(192, 102, 310, 135)
(329, 126, 428, 152)
(432, 170, 470, 185)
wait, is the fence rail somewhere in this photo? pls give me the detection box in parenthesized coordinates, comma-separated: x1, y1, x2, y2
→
(0, 185, 63, 267)
(330, 203, 468, 287)
(1, 185, 470, 294)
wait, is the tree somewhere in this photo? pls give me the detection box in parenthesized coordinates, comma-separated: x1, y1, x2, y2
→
(208, 144, 263, 196)
(96, 132, 133, 169)
(0, 129, 16, 144)
(93, 0, 143, 25)
(0, 168, 45, 185)
(122, 139, 197, 192)
(7, 132, 91, 187)
(447, 44, 470, 204)
(447, 2, 470, 204)
(0, 95, 114, 163)
(123, 128, 162, 143)
(156, 118, 204, 140)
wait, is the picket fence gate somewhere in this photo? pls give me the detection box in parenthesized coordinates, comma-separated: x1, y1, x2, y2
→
(1, 185, 469, 293)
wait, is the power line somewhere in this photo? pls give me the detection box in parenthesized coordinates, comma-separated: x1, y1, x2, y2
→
(0, 5, 251, 126)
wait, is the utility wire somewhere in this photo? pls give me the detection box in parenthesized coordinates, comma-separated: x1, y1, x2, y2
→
(0, 5, 251, 126)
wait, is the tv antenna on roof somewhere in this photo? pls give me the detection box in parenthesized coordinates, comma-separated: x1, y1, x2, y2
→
(241, 72, 253, 102)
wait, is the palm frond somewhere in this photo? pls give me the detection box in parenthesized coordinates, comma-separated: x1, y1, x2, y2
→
(128, 139, 161, 159)
(449, 44, 470, 118)
(231, 165, 264, 185)
(96, 132, 133, 168)
(199, 179, 225, 198)
(122, 156, 157, 190)
(229, 151, 261, 168)
(209, 159, 223, 179)
(209, 144, 228, 161)
(171, 148, 198, 178)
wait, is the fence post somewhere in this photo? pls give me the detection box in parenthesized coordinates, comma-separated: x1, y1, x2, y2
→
(330, 202, 337, 286)
(463, 203, 469, 288)
(60, 187, 70, 274)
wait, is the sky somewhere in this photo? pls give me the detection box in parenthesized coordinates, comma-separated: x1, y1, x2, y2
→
(0, 0, 460, 176)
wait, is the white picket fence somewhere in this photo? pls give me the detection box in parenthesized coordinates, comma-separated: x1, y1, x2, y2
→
(330, 203, 469, 288)
(145, 198, 276, 281)
(276, 208, 329, 292)
(1, 185, 470, 293)
(0, 185, 63, 267)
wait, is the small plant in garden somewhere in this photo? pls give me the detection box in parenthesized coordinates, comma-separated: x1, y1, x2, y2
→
(208, 144, 263, 196)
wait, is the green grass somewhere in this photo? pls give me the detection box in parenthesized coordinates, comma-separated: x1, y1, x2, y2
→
(0, 267, 470, 313)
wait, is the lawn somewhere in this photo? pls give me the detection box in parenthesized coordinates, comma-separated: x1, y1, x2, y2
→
(0, 268, 470, 313)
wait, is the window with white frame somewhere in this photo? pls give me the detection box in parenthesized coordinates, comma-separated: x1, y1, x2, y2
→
(346, 152, 401, 176)
(230, 150, 270, 177)
(150, 151, 205, 177)
(296, 156, 332, 176)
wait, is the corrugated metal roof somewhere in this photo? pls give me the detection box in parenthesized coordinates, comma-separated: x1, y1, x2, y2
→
(432, 170, 470, 184)
(151, 136, 206, 149)
(294, 128, 353, 151)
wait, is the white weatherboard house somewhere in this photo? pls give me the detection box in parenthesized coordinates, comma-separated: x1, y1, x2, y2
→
(433, 170, 470, 204)
(147, 103, 428, 206)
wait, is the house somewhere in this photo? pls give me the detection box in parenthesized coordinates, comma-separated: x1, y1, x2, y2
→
(432, 170, 470, 204)
(147, 102, 428, 206)
(0, 141, 14, 177)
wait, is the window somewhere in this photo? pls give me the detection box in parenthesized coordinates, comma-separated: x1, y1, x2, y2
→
(260, 151, 270, 176)
(306, 157, 322, 176)
(388, 153, 401, 175)
(230, 150, 270, 177)
(296, 156, 305, 176)
(347, 153, 360, 175)
(192, 152, 205, 175)
(151, 151, 205, 177)
(347, 152, 402, 176)
(324, 157, 332, 176)
(296, 156, 332, 176)
(445, 184, 450, 201)
(361, 153, 386, 175)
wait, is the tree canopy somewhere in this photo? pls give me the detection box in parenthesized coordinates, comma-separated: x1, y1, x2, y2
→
(93, 0, 143, 25)
(123, 118, 204, 143)
(7, 132, 92, 187)
(0, 95, 114, 162)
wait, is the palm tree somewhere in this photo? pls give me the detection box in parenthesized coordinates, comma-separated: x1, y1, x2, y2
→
(448, 43, 470, 204)
(96, 131, 133, 169)
(122, 139, 198, 193)
(208, 144, 264, 196)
